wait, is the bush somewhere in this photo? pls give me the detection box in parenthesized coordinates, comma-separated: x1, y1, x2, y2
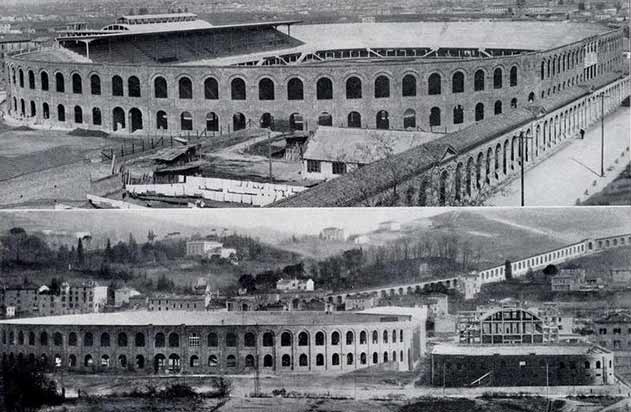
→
(1, 358, 64, 411)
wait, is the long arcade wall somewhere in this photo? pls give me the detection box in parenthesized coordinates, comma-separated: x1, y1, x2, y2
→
(4, 28, 624, 137)
(0, 313, 417, 375)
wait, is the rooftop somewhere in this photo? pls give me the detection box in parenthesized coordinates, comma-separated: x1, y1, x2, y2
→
(0, 310, 411, 327)
(432, 343, 610, 356)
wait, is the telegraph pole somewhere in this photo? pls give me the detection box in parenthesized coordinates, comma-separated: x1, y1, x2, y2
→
(600, 93, 605, 177)
(520, 131, 525, 207)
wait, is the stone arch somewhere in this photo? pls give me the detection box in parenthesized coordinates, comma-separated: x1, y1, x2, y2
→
(178, 76, 193, 99)
(204, 77, 219, 100)
(346, 76, 362, 99)
(316, 77, 333, 100)
(452, 71, 465, 93)
(402, 73, 417, 97)
(112, 107, 125, 131)
(129, 108, 143, 132)
(258, 77, 275, 100)
(374, 75, 390, 98)
(287, 77, 304, 100)
(154, 76, 168, 98)
(128, 75, 141, 97)
(428, 73, 441, 95)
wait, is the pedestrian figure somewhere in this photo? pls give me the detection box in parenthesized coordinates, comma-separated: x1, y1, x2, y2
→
(580, 128, 585, 139)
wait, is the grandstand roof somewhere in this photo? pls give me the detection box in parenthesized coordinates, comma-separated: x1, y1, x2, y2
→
(0, 310, 411, 327)
(432, 343, 610, 356)
(303, 126, 442, 164)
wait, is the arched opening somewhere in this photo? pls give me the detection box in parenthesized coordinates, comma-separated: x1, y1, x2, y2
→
(332, 353, 340, 366)
(347, 111, 361, 128)
(119, 354, 127, 368)
(475, 103, 484, 121)
(100, 332, 110, 347)
(154, 76, 168, 98)
(178, 77, 192, 99)
(281, 331, 292, 347)
(135, 333, 145, 347)
(55, 73, 65, 93)
(231, 78, 246, 100)
(331, 331, 340, 345)
(346, 76, 362, 99)
(28, 70, 35, 89)
(376, 110, 389, 129)
(509, 66, 518, 87)
(453, 105, 464, 124)
(90, 74, 101, 95)
(318, 112, 332, 126)
(374, 75, 390, 98)
(260, 112, 273, 129)
(281, 354, 291, 368)
(439, 170, 449, 206)
(112, 75, 123, 96)
(156, 111, 168, 130)
(206, 112, 219, 131)
(287, 77, 304, 100)
(258, 77, 275, 100)
(168, 333, 180, 348)
(428, 73, 441, 95)
(452, 71, 464, 93)
(429, 107, 441, 127)
(57, 104, 66, 122)
(74, 106, 83, 123)
(168, 354, 181, 371)
(129, 108, 143, 132)
(289, 113, 303, 131)
(180, 111, 193, 131)
(316, 354, 324, 366)
(511, 98, 517, 109)
(136, 355, 145, 369)
(474, 69, 485, 91)
(204, 77, 219, 99)
(528, 92, 535, 103)
(233, 113, 246, 131)
(84, 355, 93, 367)
(493, 68, 503, 89)
(316, 77, 333, 100)
(454, 163, 463, 201)
(112, 107, 125, 131)
(494, 100, 502, 115)
(263, 354, 273, 367)
(128, 76, 141, 97)
(403, 109, 416, 129)
(41, 71, 49, 91)
(30, 101, 36, 117)
(83, 332, 93, 347)
(315, 331, 325, 346)
(402, 74, 416, 97)
(245, 354, 256, 368)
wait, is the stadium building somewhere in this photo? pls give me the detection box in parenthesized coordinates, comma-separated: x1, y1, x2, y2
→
(0, 310, 424, 375)
(4, 14, 625, 137)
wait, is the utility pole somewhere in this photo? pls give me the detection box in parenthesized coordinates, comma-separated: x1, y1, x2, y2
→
(520, 131, 525, 207)
(600, 92, 605, 177)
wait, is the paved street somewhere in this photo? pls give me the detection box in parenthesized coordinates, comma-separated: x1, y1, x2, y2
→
(488, 106, 631, 206)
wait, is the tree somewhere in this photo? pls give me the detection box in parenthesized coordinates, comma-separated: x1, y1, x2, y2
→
(147, 230, 156, 243)
(76, 238, 84, 266)
(104, 239, 113, 262)
(1, 358, 63, 411)
(128, 233, 138, 263)
(238, 274, 256, 292)
(156, 274, 175, 292)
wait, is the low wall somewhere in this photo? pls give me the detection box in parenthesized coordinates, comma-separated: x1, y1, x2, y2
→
(127, 176, 306, 206)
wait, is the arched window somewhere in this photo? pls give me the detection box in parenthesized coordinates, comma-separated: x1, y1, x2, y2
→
(55, 73, 65, 93)
(135, 333, 145, 347)
(244, 332, 256, 347)
(117, 332, 128, 347)
(346, 76, 362, 99)
(346, 331, 354, 345)
(208, 333, 218, 347)
(403, 109, 416, 129)
(287, 77, 304, 100)
(474, 70, 485, 91)
(90, 74, 101, 95)
(540, 61, 545, 80)
(72, 73, 82, 94)
(376, 110, 389, 129)
(245, 354, 255, 367)
(168, 332, 180, 347)
(528, 92, 535, 103)
(231, 78, 246, 100)
(154, 76, 167, 98)
(331, 331, 340, 345)
(383, 330, 388, 343)
(347, 353, 353, 365)
(18, 69, 24, 87)
(258, 78, 275, 100)
(373, 352, 378, 364)
(233, 112, 246, 131)
(68, 354, 77, 368)
(298, 332, 309, 346)
(53, 332, 63, 346)
(226, 355, 237, 368)
(83, 332, 93, 347)
(100, 332, 110, 347)
(74, 105, 83, 123)
(316, 77, 333, 100)
(263, 354, 273, 367)
(112, 75, 123, 96)
(41, 71, 49, 91)
(509, 66, 518, 87)
(347, 111, 361, 128)
(281, 354, 291, 367)
(156, 110, 168, 130)
(180, 111, 193, 131)
(178, 77, 192, 99)
(84, 355, 93, 367)
(430, 107, 441, 127)
(318, 112, 332, 126)
(374, 75, 390, 98)
(493, 68, 503, 89)
(155, 332, 165, 348)
(204, 77, 218, 99)
(475, 103, 484, 121)
(316, 354, 324, 366)
(18, 331, 25, 345)
(43, 103, 50, 119)
(128, 76, 141, 97)
(135, 355, 145, 369)
(494, 100, 502, 115)
(30, 101, 36, 117)
(361, 352, 367, 364)
(226, 332, 237, 347)
(57, 104, 65, 122)
(28, 70, 35, 89)
(511, 98, 518, 109)
(332, 353, 340, 365)
(452, 71, 464, 93)
(428, 73, 441, 95)
(383, 352, 388, 362)
(402, 74, 416, 97)
(299, 354, 308, 366)
(206, 112, 218, 132)
(281, 332, 292, 347)
(453, 105, 464, 124)
(315, 331, 324, 346)
(263, 332, 274, 347)
(360, 331, 367, 344)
